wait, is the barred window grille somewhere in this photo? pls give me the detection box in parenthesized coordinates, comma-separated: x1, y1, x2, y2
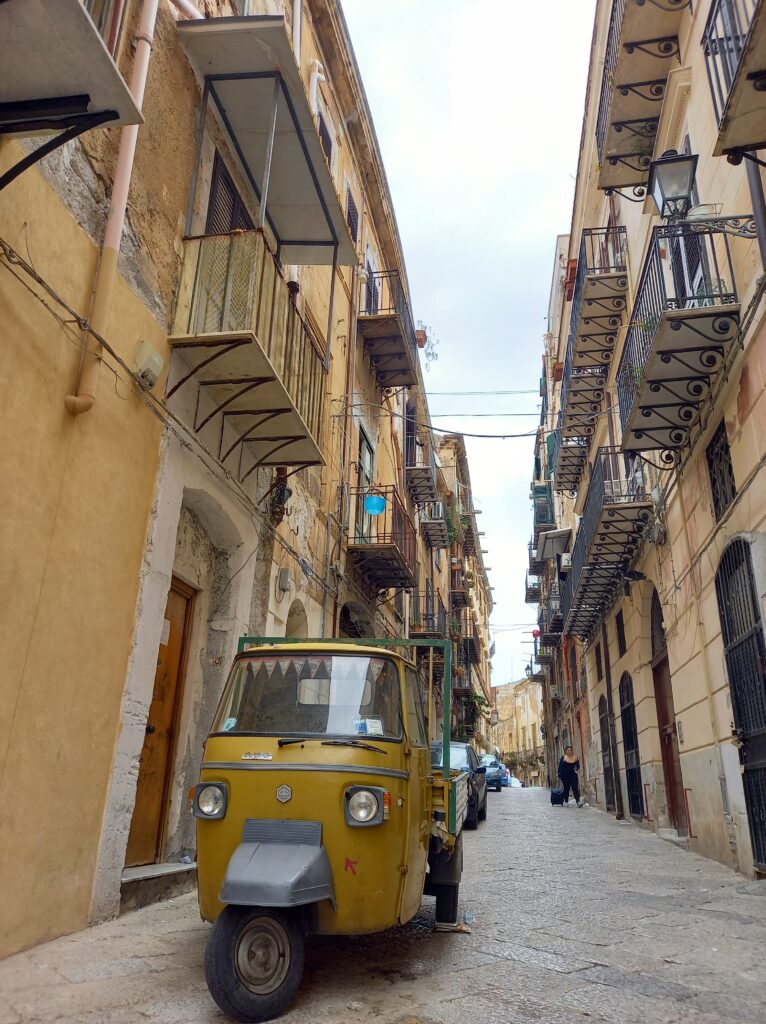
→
(317, 110, 333, 165)
(615, 610, 626, 658)
(706, 420, 737, 521)
(346, 188, 359, 244)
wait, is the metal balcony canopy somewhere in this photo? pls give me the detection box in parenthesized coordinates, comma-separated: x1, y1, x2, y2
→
(177, 16, 355, 266)
(539, 529, 571, 560)
(0, 0, 141, 188)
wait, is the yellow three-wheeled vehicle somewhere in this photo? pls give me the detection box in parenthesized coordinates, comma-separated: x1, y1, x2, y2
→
(191, 638, 468, 1022)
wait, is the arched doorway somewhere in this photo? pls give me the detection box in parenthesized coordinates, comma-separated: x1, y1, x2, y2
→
(619, 672, 644, 817)
(650, 588, 686, 833)
(284, 599, 309, 638)
(715, 539, 766, 870)
(599, 695, 616, 810)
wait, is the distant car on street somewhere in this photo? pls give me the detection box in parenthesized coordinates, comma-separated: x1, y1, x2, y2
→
(500, 764, 511, 788)
(431, 741, 488, 828)
(508, 775, 523, 788)
(479, 754, 504, 792)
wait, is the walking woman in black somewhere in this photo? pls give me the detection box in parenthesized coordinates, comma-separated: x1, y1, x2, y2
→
(558, 745, 584, 806)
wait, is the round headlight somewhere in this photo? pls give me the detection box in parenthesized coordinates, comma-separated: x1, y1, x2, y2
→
(197, 785, 225, 817)
(348, 789, 379, 822)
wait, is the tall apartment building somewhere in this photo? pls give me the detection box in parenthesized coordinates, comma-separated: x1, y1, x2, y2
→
(0, 0, 491, 957)
(529, 0, 766, 875)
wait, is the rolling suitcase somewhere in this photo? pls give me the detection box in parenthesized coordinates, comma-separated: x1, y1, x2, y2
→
(550, 787, 565, 806)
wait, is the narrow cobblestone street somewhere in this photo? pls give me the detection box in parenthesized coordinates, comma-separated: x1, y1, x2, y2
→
(2, 789, 764, 1024)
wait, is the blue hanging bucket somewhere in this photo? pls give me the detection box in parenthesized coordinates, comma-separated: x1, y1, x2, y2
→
(363, 493, 386, 516)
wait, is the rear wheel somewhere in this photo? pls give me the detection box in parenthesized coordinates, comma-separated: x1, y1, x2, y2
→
(434, 884, 459, 925)
(205, 906, 305, 1023)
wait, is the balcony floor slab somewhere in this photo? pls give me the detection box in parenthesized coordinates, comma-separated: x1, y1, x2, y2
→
(713, 4, 766, 155)
(621, 304, 740, 453)
(167, 330, 323, 468)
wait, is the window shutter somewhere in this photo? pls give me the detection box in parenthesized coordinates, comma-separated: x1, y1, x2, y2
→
(317, 110, 333, 165)
(206, 153, 254, 234)
(346, 188, 359, 244)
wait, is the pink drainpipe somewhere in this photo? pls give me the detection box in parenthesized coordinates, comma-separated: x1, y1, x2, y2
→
(65, 0, 204, 414)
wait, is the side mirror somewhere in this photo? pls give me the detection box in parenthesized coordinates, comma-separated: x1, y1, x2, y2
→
(476, 765, 487, 775)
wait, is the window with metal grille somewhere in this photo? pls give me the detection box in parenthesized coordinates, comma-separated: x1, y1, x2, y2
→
(595, 642, 603, 681)
(317, 110, 333, 165)
(615, 610, 626, 657)
(706, 420, 737, 521)
(206, 152, 254, 234)
(346, 188, 359, 244)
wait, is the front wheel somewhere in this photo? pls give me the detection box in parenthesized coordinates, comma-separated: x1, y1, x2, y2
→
(205, 906, 305, 1023)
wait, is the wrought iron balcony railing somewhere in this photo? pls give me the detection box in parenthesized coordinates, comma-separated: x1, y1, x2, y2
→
(561, 447, 653, 640)
(528, 537, 548, 575)
(405, 430, 438, 503)
(595, 0, 690, 192)
(568, 227, 629, 369)
(551, 411, 590, 494)
(703, 0, 764, 154)
(525, 572, 541, 604)
(346, 486, 417, 589)
(410, 590, 448, 637)
(536, 645, 554, 666)
(420, 501, 450, 549)
(168, 230, 326, 475)
(357, 269, 418, 387)
(450, 566, 469, 608)
(455, 608, 481, 664)
(617, 219, 744, 459)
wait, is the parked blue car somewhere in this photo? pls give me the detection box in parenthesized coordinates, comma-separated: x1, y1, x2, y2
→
(480, 754, 504, 792)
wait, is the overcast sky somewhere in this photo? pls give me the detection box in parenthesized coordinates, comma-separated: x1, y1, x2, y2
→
(341, 0, 596, 684)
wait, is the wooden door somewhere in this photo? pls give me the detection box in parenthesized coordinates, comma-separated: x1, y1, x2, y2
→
(125, 578, 195, 867)
(652, 654, 687, 834)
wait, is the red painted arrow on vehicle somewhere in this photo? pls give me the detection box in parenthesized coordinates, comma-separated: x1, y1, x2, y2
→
(344, 857, 358, 875)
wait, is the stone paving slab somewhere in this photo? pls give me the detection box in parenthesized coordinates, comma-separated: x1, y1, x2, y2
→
(0, 789, 764, 1023)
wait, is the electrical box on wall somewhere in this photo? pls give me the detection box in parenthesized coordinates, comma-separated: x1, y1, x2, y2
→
(134, 339, 164, 390)
(278, 568, 293, 593)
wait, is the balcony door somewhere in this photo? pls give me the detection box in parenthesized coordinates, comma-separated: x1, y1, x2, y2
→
(355, 428, 375, 542)
(599, 695, 616, 811)
(619, 672, 644, 818)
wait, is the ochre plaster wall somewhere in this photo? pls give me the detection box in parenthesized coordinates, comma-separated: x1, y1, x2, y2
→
(0, 144, 166, 955)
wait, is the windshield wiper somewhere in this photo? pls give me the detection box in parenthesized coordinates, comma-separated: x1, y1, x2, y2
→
(321, 739, 387, 754)
(277, 736, 318, 747)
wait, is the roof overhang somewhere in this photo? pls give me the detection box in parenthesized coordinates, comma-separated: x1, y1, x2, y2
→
(0, 0, 142, 134)
(177, 16, 356, 266)
(538, 529, 571, 561)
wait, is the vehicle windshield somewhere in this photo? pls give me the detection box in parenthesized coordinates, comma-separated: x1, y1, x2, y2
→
(430, 743, 470, 771)
(480, 755, 499, 766)
(212, 654, 402, 740)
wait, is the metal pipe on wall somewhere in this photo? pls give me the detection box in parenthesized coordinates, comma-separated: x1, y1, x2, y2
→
(745, 156, 766, 271)
(65, 0, 163, 414)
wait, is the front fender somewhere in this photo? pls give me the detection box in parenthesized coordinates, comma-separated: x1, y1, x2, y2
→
(220, 819, 336, 910)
